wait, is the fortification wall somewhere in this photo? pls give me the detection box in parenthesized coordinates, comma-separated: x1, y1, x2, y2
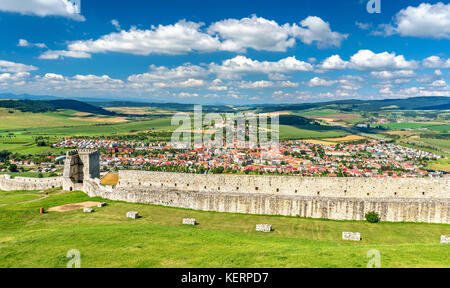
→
(117, 171, 449, 199)
(85, 185, 450, 224)
(0, 175, 63, 191)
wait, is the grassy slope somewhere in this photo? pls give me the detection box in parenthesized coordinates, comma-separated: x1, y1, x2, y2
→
(0, 109, 95, 130)
(0, 190, 449, 268)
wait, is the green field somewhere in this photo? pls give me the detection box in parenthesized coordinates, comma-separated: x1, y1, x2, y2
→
(0, 189, 449, 268)
(279, 124, 349, 140)
(380, 122, 450, 131)
(0, 108, 98, 130)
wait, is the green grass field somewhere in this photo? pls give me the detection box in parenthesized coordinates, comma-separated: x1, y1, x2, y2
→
(380, 122, 450, 131)
(279, 124, 349, 140)
(0, 189, 449, 268)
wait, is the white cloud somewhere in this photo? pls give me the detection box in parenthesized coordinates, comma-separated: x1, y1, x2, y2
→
(355, 21, 371, 30)
(154, 78, 205, 88)
(239, 80, 274, 89)
(177, 92, 199, 98)
(111, 19, 121, 31)
(318, 50, 418, 72)
(209, 55, 313, 79)
(0, 0, 84, 21)
(43, 73, 64, 80)
(207, 15, 295, 52)
(370, 70, 416, 79)
(67, 21, 223, 56)
(18, 39, 47, 48)
(39, 50, 91, 59)
(291, 16, 348, 48)
(307, 77, 337, 87)
(318, 55, 348, 70)
(0, 60, 38, 73)
(349, 50, 418, 71)
(430, 79, 447, 87)
(0, 72, 30, 82)
(422, 56, 450, 69)
(52, 16, 346, 58)
(377, 2, 450, 39)
(128, 64, 208, 83)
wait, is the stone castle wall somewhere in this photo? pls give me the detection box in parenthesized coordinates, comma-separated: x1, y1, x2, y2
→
(0, 175, 63, 191)
(81, 170, 450, 224)
(1, 167, 449, 224)
(117, 171, 448, 199)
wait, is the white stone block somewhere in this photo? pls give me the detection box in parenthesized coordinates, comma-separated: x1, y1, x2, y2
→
(441, 235, 450, 244)
(97, 202, 107, 207)
(182, 218, 196, 225)
(256, 224, 272, 232)
(127, 211, 139, 219)
(342, 232, 361, 241)
(83, 208, 93, 213)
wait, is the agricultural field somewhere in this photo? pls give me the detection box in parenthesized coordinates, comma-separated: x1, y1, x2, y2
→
(279, 124, 349, 140)
(0, 189, 449, 268)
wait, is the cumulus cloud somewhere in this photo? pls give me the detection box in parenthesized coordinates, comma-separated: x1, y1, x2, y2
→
(376, 2, 450, 39)
(153, 78, 205, 88)
(307, 77, 337, 87)
(66, 20, 222, 56)
(38, 50, 91, 59)
(318, 55, 348, 70)
(370, 70, 416, 79)
(291, 16, 348, 48)
(177, 92, 199, 98)
(422, 56, 450, 69)
(0, 0, 84, 21)
(349, 50, 418, 71)
(208, 15, 295, 52)
(318, 50, 418, 72)
(209, 55, 313, 79)
(128, 64, 208, 83)
(18, 39, 47, 48)
(430, 79, 447, 87)
(0, 60, 38, 73)
(0, 72, 30, 82)
(48, 15, 346, 58)
(238, 80, 299, 89)
(239, 80, 274, 89)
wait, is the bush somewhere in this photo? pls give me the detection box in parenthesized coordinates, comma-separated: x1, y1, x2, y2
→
(365, 211, 380, 223)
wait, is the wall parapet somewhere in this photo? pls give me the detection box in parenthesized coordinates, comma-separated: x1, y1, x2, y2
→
(117, 170, 449, 200)
(0, 175, 63, 191)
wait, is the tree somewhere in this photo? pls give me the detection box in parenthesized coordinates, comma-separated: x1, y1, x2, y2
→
(365, 211, 380, 223)
(8, 163, 18, 172)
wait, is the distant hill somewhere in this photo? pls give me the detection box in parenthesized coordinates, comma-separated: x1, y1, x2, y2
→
(255, 97, 450, 113)
(90, 101, 239, 113)
(0, 99, 115, 115)
(47, 100, 115, 115)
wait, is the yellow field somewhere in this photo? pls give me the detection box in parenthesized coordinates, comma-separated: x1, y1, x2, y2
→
(324, 135, 365, 142)
(69, 116, 129, 123)
(101, 173, 119, 185)
(105, 107, 175, 115)
(301, 139, 337, 145)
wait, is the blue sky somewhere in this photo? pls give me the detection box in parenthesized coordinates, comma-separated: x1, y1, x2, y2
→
(0, 0, 449, 104)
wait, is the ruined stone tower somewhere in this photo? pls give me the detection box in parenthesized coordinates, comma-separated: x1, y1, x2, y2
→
(63, 150, 100, 191)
